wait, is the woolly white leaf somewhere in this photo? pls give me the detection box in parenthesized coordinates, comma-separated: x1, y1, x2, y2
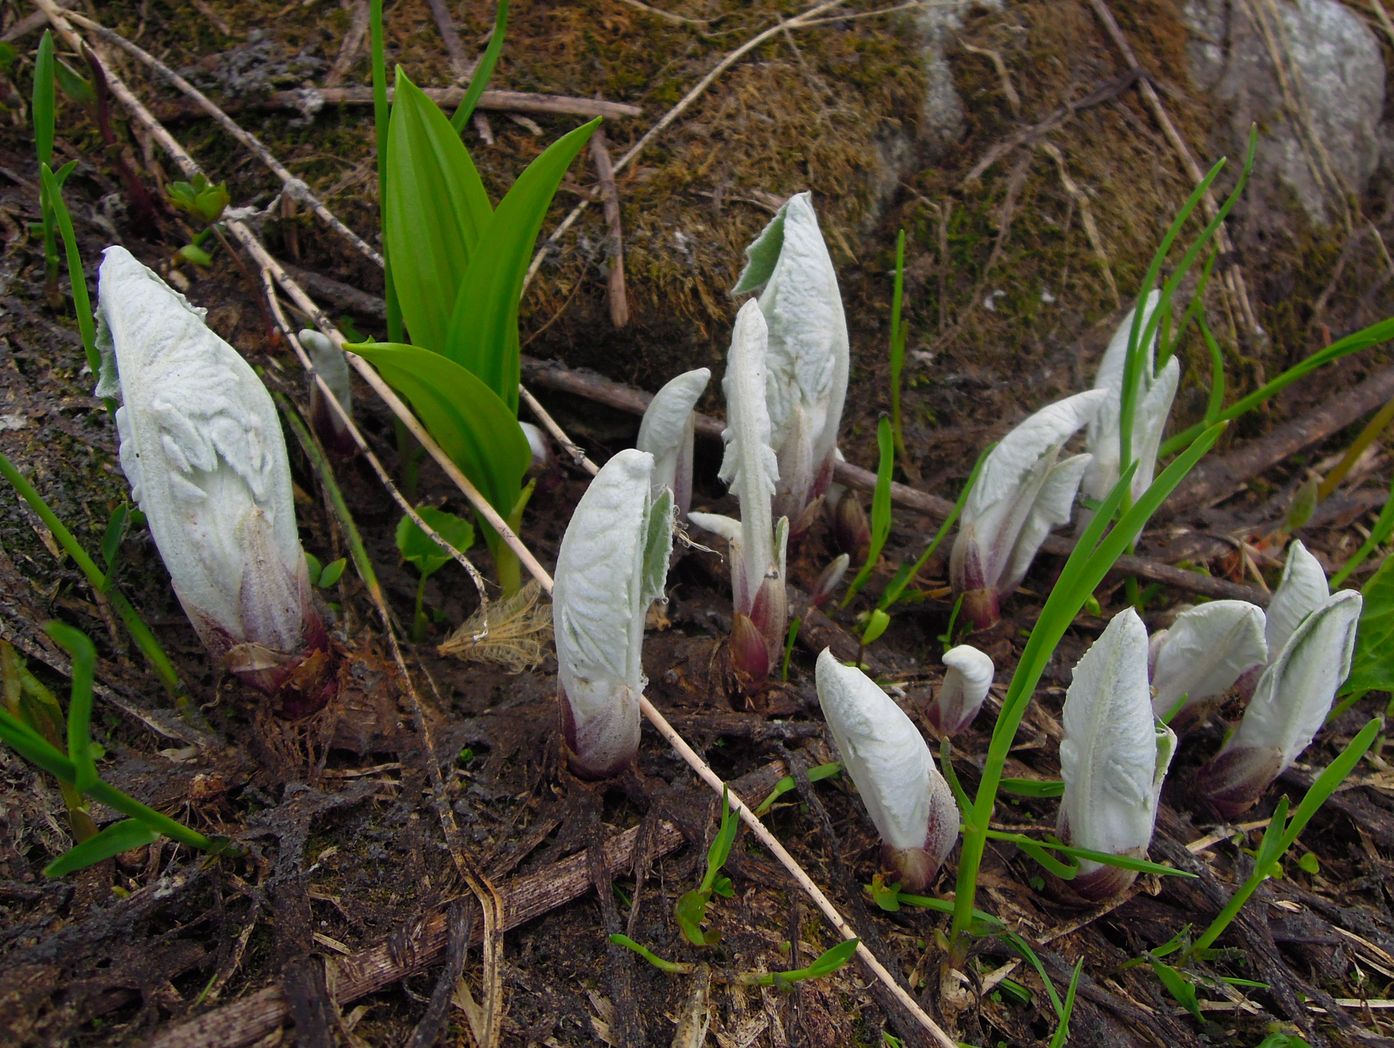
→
(815, 649, 954, 853)
(637, 367, 710, 506)
(96, 246, 311, 659)
(1059, 609, 1169, 875)
(1264, 539, 1329, 659)
(553, 449, 671, 777)
(1227, 589, 1362, 772)
(996, 450, 1094, 595)
(733, 192, 848, 514)
(931, 645, 994, 735)
(1150, 600, 1267, 718)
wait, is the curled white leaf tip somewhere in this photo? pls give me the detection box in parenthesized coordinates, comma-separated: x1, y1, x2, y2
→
(1202, 588, 1362, 817)
(815, 649, 958, 889)
(1265, 539, 1329, 659)
(929, 644, 994, 735)
(96, 246, 324, 703)
(637, 367, 710, 513)
(951, 388, 1106, 625)
(1058, 608, 1173, 898)
(1149, 600, 1267, 722)
(553, 449, 673, 778)
(733, 191, 848, 520)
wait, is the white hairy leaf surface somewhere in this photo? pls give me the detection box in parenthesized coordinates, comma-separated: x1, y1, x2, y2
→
(553, 449, 670, 774)
(1228, 589, 1362, 771)
(733, 192, 848, 508)
(95, 246, 309, 655)
(1265, 540, 1330, 659)
(933, 644, 995, 734)
(1150, 600, 1267, 717)
(1059, 609, 1166, 868)
(637, 367, 710, 503)
(815, 649, 952, 852)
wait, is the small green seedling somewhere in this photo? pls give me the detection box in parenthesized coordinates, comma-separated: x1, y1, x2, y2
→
(167, 173, 231, 267)
(304, 552, 348, 589)
(609, 932, 859, 988)
(0, 624, 230, 875)
(675, 787, 738, 946)
(395, 507, 476, 641)
(841, 417, 893, 607)
(752, 760, 842, 817)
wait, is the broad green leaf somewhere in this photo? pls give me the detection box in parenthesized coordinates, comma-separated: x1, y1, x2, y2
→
(1148, 958, 1203, 1022)
(33, 30, 54, 167)
(317, 558, 347, 588)
(43, 818, 159, 877)
(396, 506, 476, 580)
(675, 888, 718, 947)
(1341, 557, 1394, 696)
(385, 69, 492, 357)
(445, 116, 600, 408)
(348, 341, 529, 523)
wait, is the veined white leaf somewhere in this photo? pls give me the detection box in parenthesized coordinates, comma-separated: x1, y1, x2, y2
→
(1150, 600, 1267, 719)
(1227, 588, 1362, 772)
(553, 449, 672, 777)
(637, 367, 710, 511)
(1059, 609, 1169, 880)
(931, 644, 995, 735)
(96, 246, 313, 662)
(815, 649, 956, 860)
(733, 192, 848, 516)
(1265, 539, 1329, 659)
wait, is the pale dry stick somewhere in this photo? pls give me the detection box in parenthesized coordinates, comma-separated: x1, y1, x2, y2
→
(1039, 141, 1121, 309)
(258, 268, 493, 619)
(1086, 0, 1261, 342)
(522, 0, 848, 288)
(31, 5, 510, 1041)
(590, 127, 630, 329)
(518, 386, 600, 476)
(64, 9, 383, 266)
(615, 0, 711, 27)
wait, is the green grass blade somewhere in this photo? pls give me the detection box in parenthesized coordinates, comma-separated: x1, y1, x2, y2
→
(446, 116, 599, 407)
(1162, 315, 1394, 457)
(451, 0, 509, 131)
(33, 30, 55, 168)
(0, 452, 184, 702)
(38, 163, 98, 373)
(888, 229, 908, 461)
(43, 818, 159, 878)
(46, 622, 97, 793)
(386, 69, 493, 355)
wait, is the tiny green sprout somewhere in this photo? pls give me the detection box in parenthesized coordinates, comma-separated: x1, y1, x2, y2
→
(167, 173, 231, 225)
(457, 746, 476, 766)
(675, 787, 739, 946)
(304, 552, 347, 589)
(1296, 851, 1319, 876)
(859, 608, 890, 646)
(396, 507, 476, 642)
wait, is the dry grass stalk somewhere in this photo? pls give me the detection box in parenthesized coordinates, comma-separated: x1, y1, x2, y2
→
(439, 579, 551, 672)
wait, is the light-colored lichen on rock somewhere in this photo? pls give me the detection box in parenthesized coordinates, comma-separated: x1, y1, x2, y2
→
(1184, 0, 1386, 224)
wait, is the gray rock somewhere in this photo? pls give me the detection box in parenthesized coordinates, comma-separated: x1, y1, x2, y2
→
(917, 1, 1004, 155)
(1185, 0, 1385, 224)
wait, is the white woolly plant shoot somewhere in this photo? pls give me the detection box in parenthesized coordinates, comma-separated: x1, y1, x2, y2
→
(815, 649, 959, 892)
(96, 246, 333, 716)
(636, 366, 710, 517)
(1198, 588, 1362, 818)
(1148, 600, 1267, 728)
(949, 388, 1106, 630)
(1058, 609, 1176, 901)
(732, 191, 848, 533)
(689, 301, 789, 686)
(927, 644, 994, 736)
(552, 449, 674, 779)
(1080, 291, 1180, 516)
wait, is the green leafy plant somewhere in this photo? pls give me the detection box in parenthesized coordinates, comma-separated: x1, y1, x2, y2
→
(0, 624, 230, 875)
(167, 173, 231, 267)
(1336, 556, 1394, 703)
(395, 506, 476, 641)
(351, 56, 598, 593)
